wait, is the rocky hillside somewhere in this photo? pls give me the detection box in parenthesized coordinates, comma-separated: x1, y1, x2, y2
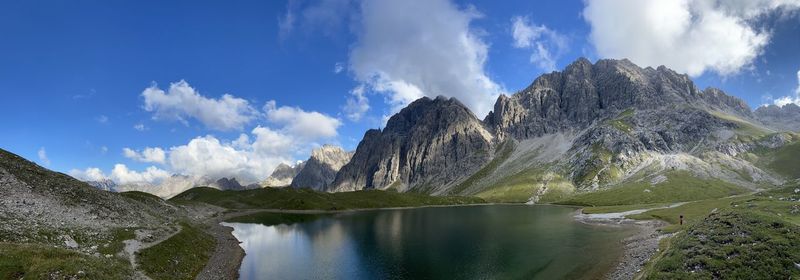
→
(328, 58, 800, 202)
(0, 148, 175, 247)
(290, 145, 352, 191)
(260, 162, 305, 187)
(330, 96, 495, 193)
(756, 103, 800, 132)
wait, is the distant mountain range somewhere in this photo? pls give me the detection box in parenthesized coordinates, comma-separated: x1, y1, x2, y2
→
(82, 58, 800, 202)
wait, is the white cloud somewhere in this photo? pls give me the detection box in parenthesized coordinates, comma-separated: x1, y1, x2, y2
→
(796, 69, 800, 95)
(133, 123, 147, 131)
(110, 164, 170, 185)
(142, 80, 257, 131)
(511, 16, 568, 71)
(264, 101, 341, 139)
(168, 129, 293, 184)
(96, 115, 109, 124)
(349, 0, 503, 118)
(334, 62, 345, 74)
(122, 147, 166, 164)
(69, 167, 108, 182)
(37, 147, 50, 166)
(100, 146, 108, 154)
(279, 0, 355, 39)
(769, 69, 800, 107)
(582, 0, 800, 77)
(69, 164, 169, 185)
(343, 85, 370, 121)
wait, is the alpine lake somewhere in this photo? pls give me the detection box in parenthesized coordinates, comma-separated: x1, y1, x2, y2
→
(223, 205, 635, 280)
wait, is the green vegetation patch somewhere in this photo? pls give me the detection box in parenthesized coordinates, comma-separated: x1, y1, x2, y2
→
(709, 111, 772, 138)
(474, 167, 575, 203)
(766, 142, 800, 179)
(449, 140, 515, 195)
(560, 171, 746, 206)
(607, 108, 635, 134)
(0, 243, 133, 279)
(171, 187, 485, 211)
(137, 223, 215, 280)
(645, 210, 800, 279)
(97, 227, 136, 256)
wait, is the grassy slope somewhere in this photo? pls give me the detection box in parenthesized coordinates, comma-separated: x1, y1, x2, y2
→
(628, 184, 800, 279)
(766, 142, 800, 179)
(137, 223, 215, 280)
(0, 243, 134, 279)
(474, 167, 574, 203)
(709, 111, 773, 138)
(560, 171, 746, 206)
(170, 187, 485, 210)
(645, 210, 800, 279)
(448, 140, 515, 196)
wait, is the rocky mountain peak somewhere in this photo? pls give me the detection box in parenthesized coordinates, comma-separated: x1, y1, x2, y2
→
(486, 58, 754, 141)
(330, 95, 494, 193)
(260, 161, 306, 188)
(756, 103, 800, 132)
(290, 145, 353, 191)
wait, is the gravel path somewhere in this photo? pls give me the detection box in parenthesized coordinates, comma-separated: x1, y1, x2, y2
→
(122, 226, 183, 280)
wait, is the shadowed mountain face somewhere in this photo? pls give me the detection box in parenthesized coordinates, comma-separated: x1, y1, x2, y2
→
(331, 96, 495, 193)
(328, 58, 800, 199)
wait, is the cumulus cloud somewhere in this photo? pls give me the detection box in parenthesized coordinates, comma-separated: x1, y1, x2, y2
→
(122, 147, 166, 164)
(69, 167, 107, 182)
(69, 164, 170, 185)
(349, 0, 503, 118)
(78, 101, 340, 185)
(133, 123, 147, 131)
(264, 101, 341, 139)
(37, 147, 50, 166)
(343, 85, 370, 121)
(511, 16, 568, 71)
(109, 164, 170, 185)
(142, 80, 257, 131)
(582, 0, 800, 76)
(769, 69, 800, 107)
(168, 128, 295, 183)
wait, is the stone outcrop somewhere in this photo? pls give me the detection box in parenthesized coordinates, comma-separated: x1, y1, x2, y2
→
(330, 96, 494, 193)
(260, 162, 305, 187)
(291, 145, 352, 191)
(755, 103, 800, 132)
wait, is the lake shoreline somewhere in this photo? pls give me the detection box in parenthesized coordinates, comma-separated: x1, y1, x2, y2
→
(573, 208, 669, 280)
(203, 203, 644, 280)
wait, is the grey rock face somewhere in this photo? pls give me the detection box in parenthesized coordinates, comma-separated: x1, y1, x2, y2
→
(211, 177, 245, 190)
(260, 162, 305, 187)
(86, 179, 117, 192)
(485, 58, 754, 141)
(291, 145, 352, 191)
(330, 96, 494, 193)
(755, 104, 800, 132)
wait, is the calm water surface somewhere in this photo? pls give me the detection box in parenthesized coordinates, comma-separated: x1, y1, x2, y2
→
(224, 205, 633, 280)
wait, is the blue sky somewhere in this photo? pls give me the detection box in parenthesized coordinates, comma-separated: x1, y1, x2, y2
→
(1, 0, 798, 184)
